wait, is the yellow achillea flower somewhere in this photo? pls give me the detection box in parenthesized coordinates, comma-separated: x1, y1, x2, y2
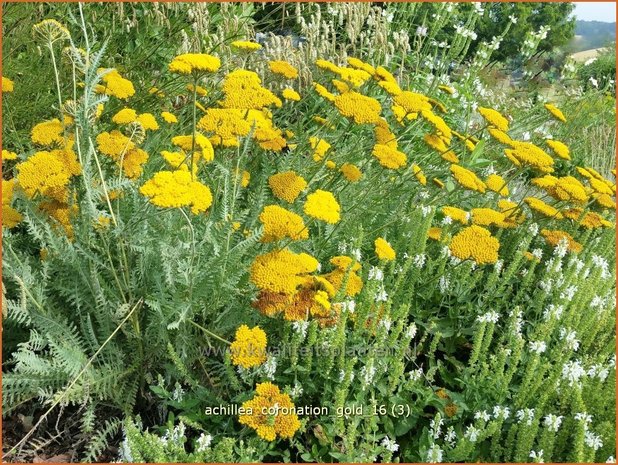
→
(171, 133, 215, 163)
(137, 113, 159, 131)
(241, 170, 250, 188)
(316, 58, 341, 73)
(112, 108, 137, 124)
(442, 206, 469, 225)
(544, 103, 566, 123)
(347, 57, 375, 75)
(323, 255, 363, 297)
(375, 119, 398, 148)
(423, 134, 459, 163)
(97, 130, 135, 158)
(334, 91, 381, 124)
(336, 67, 372, 87)
(594, 193, 614, 209)
(450, 164, 486, 193)
(250, 248, 319, 294)
(421, 110, 452, 143)
(379, 81, 403, 96)
(268, 171, 307, 203)
(504, 142, 554, 173)
(161, 111, 178, 124)
(304, 190, 341, 224)
(545, 139, 570, 160)
(438, 84, 455, 95)
(583, 175, 614, 196)
(478, 107, 509, 132)
(139, 170, 213, 215)
(309, 137, 331, 161)
(2, 76, 14, 92)
(374, 66, 398, 85)
(532, 175, 588, 203)
(340, 163, 362, 182)
(393, 91, 432, 116)
(259, 205, 309, 242)
(269, 60, 299, 79)
(563, 208, 613, 229)
(488, 128, 514, 146)
(470, 208, 507, 227)
(541, 229, 582, 253)
(372, 144, 407, 169)
(231, 40, 262, 51)
(32, 18, 70, 43)
(220, 70, 282, 110)
(198, 109, 251, 147)
(39, 200, 78, 239)
(412, 164, 427, 185)
(31, 119, 64, 146)
(449, 225, 500, 265)
(313, 82, 336, 102)
(244, 109, 287, 152)
(168, 53, 221, 74)
(238, 382, 301, 441)
(16, 151, 71, 201)
(96, 68, 135, 99)
(427, 227, 442, 241)
(187, 84, 208, 97)
(486, 174, 509, 196)
(230, 325, 267, 368)
(2, 149, 18, 160)
(282, 88, 301, 101)
(331, 79, 350, 94)
(524, 197, 563, 219)
(2, 179, 23, 228)
(120, 148, 149, 179)
(326, 160, 336, 170)
(375, 237, 396, 261)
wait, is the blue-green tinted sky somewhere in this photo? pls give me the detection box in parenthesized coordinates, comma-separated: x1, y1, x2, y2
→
(574, 2, 616, 22)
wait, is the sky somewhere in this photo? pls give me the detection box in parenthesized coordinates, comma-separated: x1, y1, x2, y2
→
(573, 2, 616, 22)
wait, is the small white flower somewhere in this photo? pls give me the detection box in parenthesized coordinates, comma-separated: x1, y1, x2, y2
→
(529, 340, 547, 354)
(522, 131, 531, 141)
(543, 414, 563, 432)
(421, 205, 432, 216)
(562, 360, 585, 386)
(543, 304, 564, 321)
(474, 410, 491, 422)
(559, 328, 580, 352)
(409, 368, 423, 381)
(406, 323, 417, 339)
(439, 276, 450, 294)
(444, 426, 457, 446)
(338, 241, 348, 254)
(516, 408, 535, 426)
(360, 364, 377, 388)
(196, 432, 213, 452)
(493, 405, 510, 420)
(413, 253, 427, 269)
(381, 436, 399, 452)
(442, 215, 453, 225)
(590, 76, 599, 88)
(375, 286, 388, 302)
(290, 382, 303, 398)
(509, 14, 518, 24)
(465, 425, 480, 442)
(261, 356, 278, 380)
(477, 311, 500, 324)
(530, 450, 544, 463)
(590, 295, 605, 308)
(350, 248, 362, 261)
(292, 320, 309, 339)
(574, 412, 593, 425)
(426, 444, 443, 463)
(369, 266, 384, 281)
(416, 25, 428, 37)
(430, 416, 444, 439)
(584, 431, 603, 450)
(528, 223, 539, 236)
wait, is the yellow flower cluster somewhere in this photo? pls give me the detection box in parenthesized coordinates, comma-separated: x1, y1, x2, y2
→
(372, 144, 407, 169)
(230, 325, 267, 368)
(485, 174, 509, 196)
(545, 139, 570, 160)
(269, 60, 299, 79)
(168, 53, 221, 74)
(139, 170, 213, 214)
(478, 107, 509, 131)
(470, 208, 507, 227)
(259, 205, 308, 242)
(449, 225, 500, 265)
(282, 88, 301, 102)
(2, 76, 14, 92)
(541, 229, 582, 253)
(96, 68, 135, 99)
(16, 151, 72, 201)
(250, 248, 319, 294)
(303, 189, 341, 224)
(2, 179, 23, 228)
(31, 119, 64, 146)
(450, 164, 486, 193)
(309, 137, 331, 161)
(544, 103, 566, 123)
(505, 142, 554, 173)
(171, 133, 215, 163)
(198, 109, 252, 147)
(375, 237, 396, 261)
(231, 40, 262, 51)
(524, 197, 563, 219)
(340, 163, 362, 182)
(393, 91, 433, 116)
(532, 175, 588, 203)
(268, 171, 307, 203)
(334, 91, 382, 124)
(412, 164, 427, 185)
(2, 149, 17, 160)
(239, 382, 301, 441)
(442, 206, 469, 224)
(161, 111, 178, 124)
(220, 69, 282, 110)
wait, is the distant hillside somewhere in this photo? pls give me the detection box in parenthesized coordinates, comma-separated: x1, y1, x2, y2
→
(568, 20, 616, 52)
